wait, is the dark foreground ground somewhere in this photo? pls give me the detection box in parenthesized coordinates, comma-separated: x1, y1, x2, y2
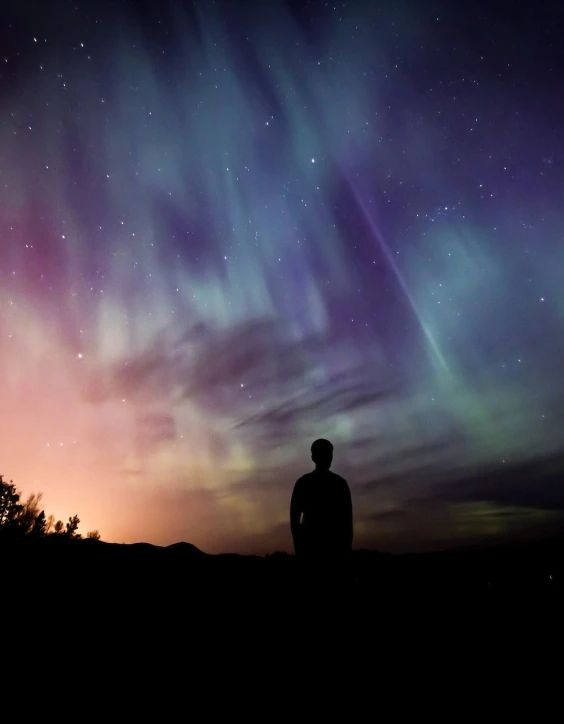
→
(4, 536, 563, 695)
(5, 536, 562, 621)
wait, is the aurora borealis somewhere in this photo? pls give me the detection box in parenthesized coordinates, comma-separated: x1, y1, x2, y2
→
(1, 0, 563, 553)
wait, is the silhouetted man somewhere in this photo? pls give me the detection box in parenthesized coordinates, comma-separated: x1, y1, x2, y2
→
(290, 439, 353, 568)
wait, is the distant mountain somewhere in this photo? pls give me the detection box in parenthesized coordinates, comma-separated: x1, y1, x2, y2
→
(166, 541, 208, 556)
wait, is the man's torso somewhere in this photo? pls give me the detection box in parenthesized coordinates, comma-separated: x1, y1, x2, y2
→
(295, 470, 349, 555)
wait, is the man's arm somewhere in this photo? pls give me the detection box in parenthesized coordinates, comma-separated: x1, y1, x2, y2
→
(290, 480, 302, 553)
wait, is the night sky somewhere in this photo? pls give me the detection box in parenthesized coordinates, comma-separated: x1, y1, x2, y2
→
(1, 0, 563, 553)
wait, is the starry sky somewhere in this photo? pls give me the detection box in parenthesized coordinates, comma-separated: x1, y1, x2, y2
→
(1, 0, 563, 554)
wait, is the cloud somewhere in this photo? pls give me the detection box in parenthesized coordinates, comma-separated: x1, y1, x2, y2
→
(180, 317, 326, 413)
(81, 339, 172, 404)
(134, 412, 176, 450)
(424, 450, 564, 512)
(83, 316, 326, 410)
(232, 364, 399, 449)
(350, 449, 564, 552)
(237, 379, 395, 430)
(357, 500, 563, 554)
(367, 508, 408, 523)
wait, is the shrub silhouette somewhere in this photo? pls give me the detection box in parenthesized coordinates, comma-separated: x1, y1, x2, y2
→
(65, 515, 81, 539)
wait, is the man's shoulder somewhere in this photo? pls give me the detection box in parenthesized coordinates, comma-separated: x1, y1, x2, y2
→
(328, 470, 348, 485)
(295, 471, 348, 484)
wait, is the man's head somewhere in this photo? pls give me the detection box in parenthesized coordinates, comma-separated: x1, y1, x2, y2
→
(311, 438, 333, 470)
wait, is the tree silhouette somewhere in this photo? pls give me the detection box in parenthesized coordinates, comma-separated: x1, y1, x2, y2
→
(65, 515, 81, 539)
(16, 493, 43, 535)
(86, 530, 101, 540)
(31, 510, 47, 537)
(1, 473, 96, 543)
(46, 514, 55, 535)
(0, 475, 22, 529)
(0, 480, 52, 540)
(53, 520, 65, 535)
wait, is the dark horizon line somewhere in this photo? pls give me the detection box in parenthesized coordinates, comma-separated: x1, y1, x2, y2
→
(12, 529, 564, 559)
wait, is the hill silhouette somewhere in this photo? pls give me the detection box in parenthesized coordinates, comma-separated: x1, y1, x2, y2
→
(5, 533, 562, 610)
(3, 532, 562, 689)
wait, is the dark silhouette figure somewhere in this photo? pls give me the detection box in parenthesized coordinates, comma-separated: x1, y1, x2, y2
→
(290, 439, 353, 577)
